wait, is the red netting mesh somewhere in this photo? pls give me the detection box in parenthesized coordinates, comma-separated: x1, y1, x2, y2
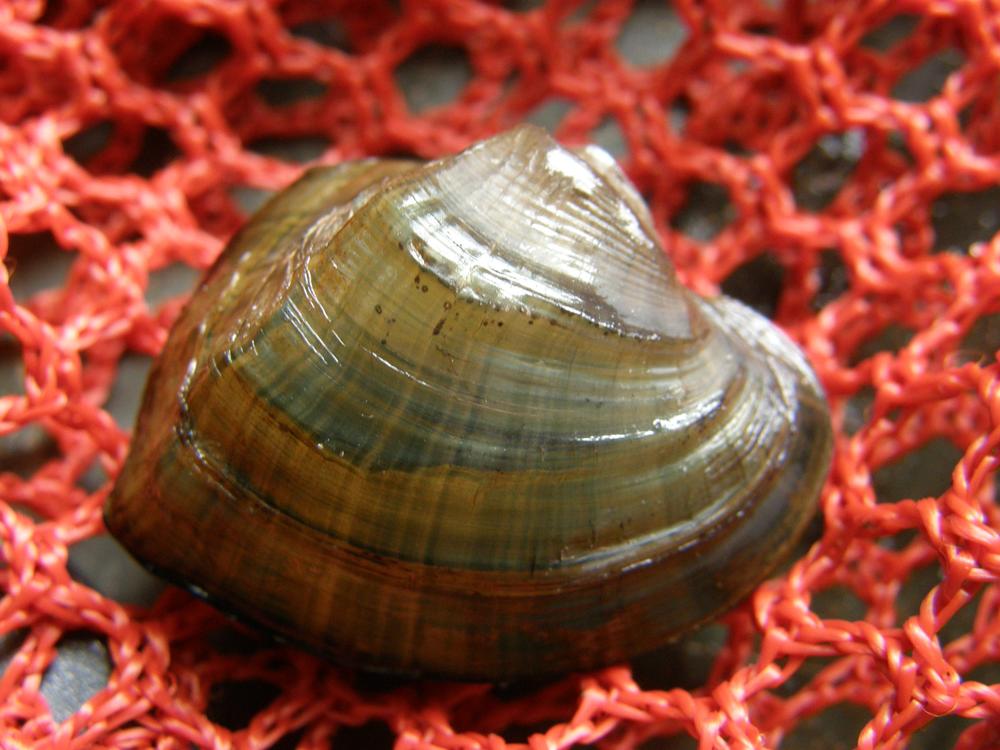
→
(2, 0, 1000, 748)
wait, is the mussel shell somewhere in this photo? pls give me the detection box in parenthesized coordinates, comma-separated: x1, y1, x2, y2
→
(105, 126, 832, 680)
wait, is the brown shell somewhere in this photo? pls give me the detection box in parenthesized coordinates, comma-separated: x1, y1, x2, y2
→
(105, 126, 832, 680)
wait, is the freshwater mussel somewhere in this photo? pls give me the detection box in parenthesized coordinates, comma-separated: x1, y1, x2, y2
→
(105, 126, 832, 680)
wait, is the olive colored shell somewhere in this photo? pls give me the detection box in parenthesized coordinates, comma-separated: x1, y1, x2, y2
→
(105, 126, 832, 680)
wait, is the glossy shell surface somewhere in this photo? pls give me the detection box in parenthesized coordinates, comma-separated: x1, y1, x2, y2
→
(105, 126, 833, 680)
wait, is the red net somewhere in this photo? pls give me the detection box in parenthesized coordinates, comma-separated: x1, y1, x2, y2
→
(2, 0, 1000, 748)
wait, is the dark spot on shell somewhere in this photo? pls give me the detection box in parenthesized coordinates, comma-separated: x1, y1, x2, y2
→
(421, 285, 428, 293)
(374, 304, 382, 315)
(380, 338, 387, 346)
(497, 321, 503, 327)
(433, 318, 446, 336)
(443, 301, 452, 310)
